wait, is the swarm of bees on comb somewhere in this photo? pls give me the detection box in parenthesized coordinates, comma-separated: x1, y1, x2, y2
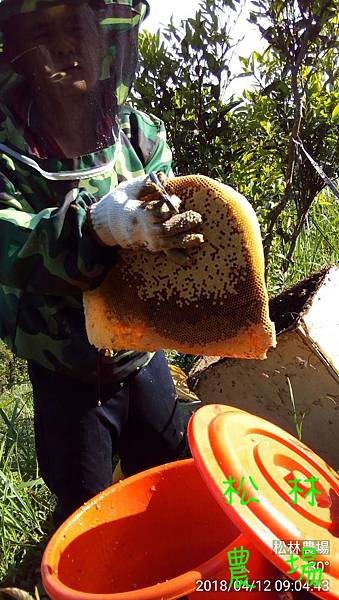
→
(84, 175, 276, 359)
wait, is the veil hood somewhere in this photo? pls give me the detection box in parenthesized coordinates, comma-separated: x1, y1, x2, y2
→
(0, 0, 149, 179)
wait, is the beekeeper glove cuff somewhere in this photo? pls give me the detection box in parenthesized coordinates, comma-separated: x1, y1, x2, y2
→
(88, 177, 149, 248)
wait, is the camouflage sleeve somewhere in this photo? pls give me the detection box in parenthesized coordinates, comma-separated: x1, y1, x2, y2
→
(142, 117, 173, 176)
(123, 107, 173, 176)
(0, 172, 117, 296)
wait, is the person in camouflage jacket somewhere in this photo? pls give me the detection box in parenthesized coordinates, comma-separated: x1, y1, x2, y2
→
(0, 0, 203, 525)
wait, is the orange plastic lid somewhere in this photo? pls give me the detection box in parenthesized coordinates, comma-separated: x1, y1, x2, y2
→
(188, 404, 339, 598)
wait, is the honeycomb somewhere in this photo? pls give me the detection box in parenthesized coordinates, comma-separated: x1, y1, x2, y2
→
(83, 175, 276, 359)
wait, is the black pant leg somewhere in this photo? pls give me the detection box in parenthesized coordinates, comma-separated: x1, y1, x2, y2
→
(28, 361, 129, 526)
(28, 353, 186, 526)
(119, 351, 186, 476)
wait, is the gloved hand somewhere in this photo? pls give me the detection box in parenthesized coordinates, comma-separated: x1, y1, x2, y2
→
(88, 176, 204, 255)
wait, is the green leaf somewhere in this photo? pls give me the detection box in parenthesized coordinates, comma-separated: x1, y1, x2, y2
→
(331, 103, 339, 119)
(260, 120, 271, 135)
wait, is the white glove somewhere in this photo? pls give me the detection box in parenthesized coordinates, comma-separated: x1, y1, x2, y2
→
(88, 176, 204, 253)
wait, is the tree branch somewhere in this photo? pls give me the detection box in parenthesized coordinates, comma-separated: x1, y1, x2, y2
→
(263, 2, 332, 273)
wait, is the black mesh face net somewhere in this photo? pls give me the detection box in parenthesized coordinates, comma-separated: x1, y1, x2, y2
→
(0, 1, 148, 157)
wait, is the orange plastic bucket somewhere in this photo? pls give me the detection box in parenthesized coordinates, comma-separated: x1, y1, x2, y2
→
(188, 405, 339, 599)
(42, 458, 279, 599)
(42, 404, 339, 599)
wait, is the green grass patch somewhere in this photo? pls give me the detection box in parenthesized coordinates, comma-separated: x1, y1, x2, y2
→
(267, 190, 339, 294)
(0, 383, 54, 588)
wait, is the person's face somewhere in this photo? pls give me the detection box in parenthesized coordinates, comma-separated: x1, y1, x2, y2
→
(4, 3, 103, 97)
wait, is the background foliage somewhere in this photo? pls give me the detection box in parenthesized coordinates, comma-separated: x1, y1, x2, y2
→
(132, 0, 339, 291)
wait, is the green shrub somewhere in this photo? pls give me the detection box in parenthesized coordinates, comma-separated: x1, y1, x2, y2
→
(0, 384, 54, 583)
(0, 341, 29, 392)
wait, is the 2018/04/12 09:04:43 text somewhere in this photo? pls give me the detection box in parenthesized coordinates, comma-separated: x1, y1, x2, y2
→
(194, 578, 330, 592)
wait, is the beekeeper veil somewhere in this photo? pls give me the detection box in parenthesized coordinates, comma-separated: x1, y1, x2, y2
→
(0, 0, 149, 176)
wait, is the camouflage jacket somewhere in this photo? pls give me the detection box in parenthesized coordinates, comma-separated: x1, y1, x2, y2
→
(0, 105, 172, 382)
